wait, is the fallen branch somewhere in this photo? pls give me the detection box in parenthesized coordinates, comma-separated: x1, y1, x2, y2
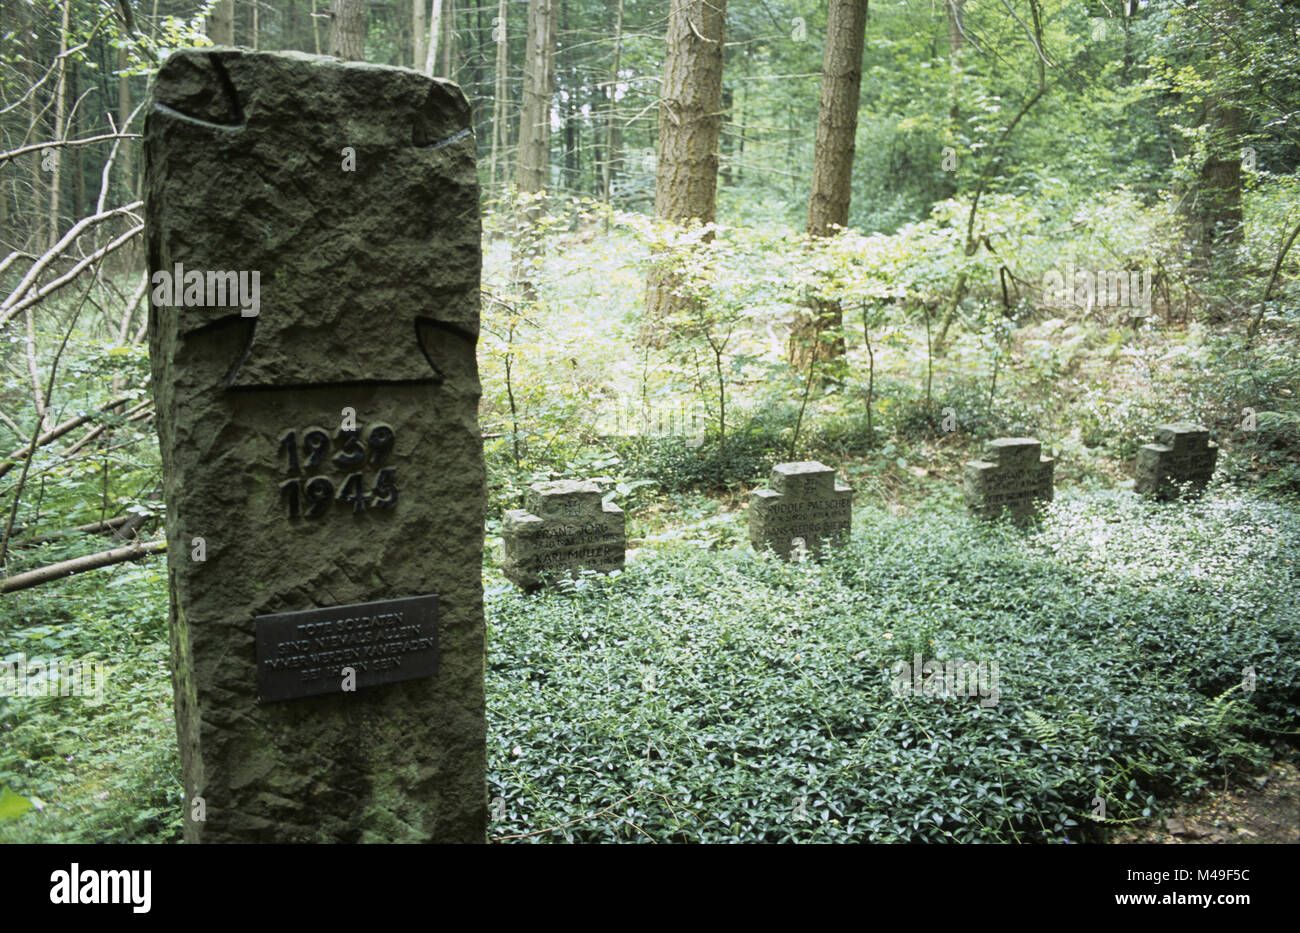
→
(0, 224, 144, 328)
(1, 539, 165, 594)
(12, 514, 134, 545)
(0, 395, 137, 479)
(0, 201, 143, 326)
(57, 398, 153, 460)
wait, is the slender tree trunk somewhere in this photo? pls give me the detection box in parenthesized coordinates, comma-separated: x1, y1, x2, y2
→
(251, 0, 259, 50)
(511, 0, 557, 295)
(736, 81, 746, 183)
(47, 0, 71, 249)
(311, 0, 322, 54)
(332, 0, 366, 60)
(490, 0, 509, 197)
(789, 0, 868, 372)
(209, 0, 234, 44)
(643, 0, 727, 336)
(1183, 0, 1244, 267)
(515, 0, 557, 222)
(719, 87, 733, 186)
(117, 43, 132, 203)
(423, 0, 443, 76)
(940, 0, 966, 201)
(414, 0, 427, 71)
(934, 0, 1045, 354)
(71, 59, 84, 221)
(602, 0, 624, 214)
(443, 0, 456, 78)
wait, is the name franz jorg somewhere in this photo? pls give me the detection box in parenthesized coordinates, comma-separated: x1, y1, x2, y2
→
(150, 262, 260, 317)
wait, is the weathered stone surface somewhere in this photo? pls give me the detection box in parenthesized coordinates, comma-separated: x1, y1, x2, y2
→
(502, 480, 625, 589)
(1134, 423, 1218, 500)
(963, 437, 1054, 523)
(749, 461, 853, 560)
(145, 49, 485, 842)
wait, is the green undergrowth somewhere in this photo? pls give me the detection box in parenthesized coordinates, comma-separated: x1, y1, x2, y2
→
(483, 487, 1299, 843)
(2, 487, 1296, 842)
(0, 561, 180, 843)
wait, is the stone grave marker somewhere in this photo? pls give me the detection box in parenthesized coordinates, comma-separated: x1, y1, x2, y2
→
(963, 437, 1054, 523)
(502, 480, 625, 589)
(145, 49, 485, 842)
(749, 461, 854, 560)
(1134, 423, 1218, 500)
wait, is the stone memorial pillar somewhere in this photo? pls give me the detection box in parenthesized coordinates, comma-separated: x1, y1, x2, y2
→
(502, 480, 625, 589)
(963, 438, 1054, 523)
(749, 461, 854, 560)
(145, 49, 485, 842)
(1134, 423, 1218, 500)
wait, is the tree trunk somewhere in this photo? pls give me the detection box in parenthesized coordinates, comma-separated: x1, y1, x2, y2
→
(209, 0, 235, 44)
(423, 0, 442, 76)
(940, 0, 966, 202)
(47, 0, 71, 249)
(652, 0, 727, 229)
(414, 0, 427, 71)
(789, 0, 868, 371)
(643, 0, 727, 334)
(489, 0, 509, 198)
(117, 43, 133, 203)
(443, 0, 456, 78)
(332, 0, 366, 60)
(602, 0, 624, 211)
(1183, 0, 1244, 267)
(516, 0, 557, 223)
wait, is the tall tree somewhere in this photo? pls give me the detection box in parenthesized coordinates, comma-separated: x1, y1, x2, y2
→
(490, 0, 510, 197)
(414, 0, 427, 71)
(332, 0, 366, 60)
(602, 0, 625, 211)
(47, 0, 71, 249)
(516, 0, 557, 224)
(423, 0, 442, 76)
(790, 0, 869, 371)
(940, 0, 967, 202)
(1184, 0, 1244, 263)
(644, 0, 727, 323)
(652, 0, 727, 229)
(442, 0, 456, 79)
(208, 0, 235, 44)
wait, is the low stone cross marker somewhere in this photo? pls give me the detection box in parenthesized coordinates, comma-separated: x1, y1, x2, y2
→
(1134, 423, 1218, 500)
(502, 480, 626, 589)
(962, 437, 1054, 523)
(749, 461, 853, 560)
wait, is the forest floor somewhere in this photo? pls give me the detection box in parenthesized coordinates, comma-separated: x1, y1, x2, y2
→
(1109, 757, 1300, 845)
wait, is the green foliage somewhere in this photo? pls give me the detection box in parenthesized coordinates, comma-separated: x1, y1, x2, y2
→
(482, 489, 1299, 842)
(0, 563, 181, 844)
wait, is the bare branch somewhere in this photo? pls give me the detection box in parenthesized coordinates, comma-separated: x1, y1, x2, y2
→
(1, 539, 165, 594)
(0, 133, 142, 169)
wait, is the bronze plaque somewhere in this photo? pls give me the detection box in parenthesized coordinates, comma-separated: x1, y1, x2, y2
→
(255, 595, 439, 702)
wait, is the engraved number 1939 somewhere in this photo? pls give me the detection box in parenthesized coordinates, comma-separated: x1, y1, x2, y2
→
(277, 423, 397, 520)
